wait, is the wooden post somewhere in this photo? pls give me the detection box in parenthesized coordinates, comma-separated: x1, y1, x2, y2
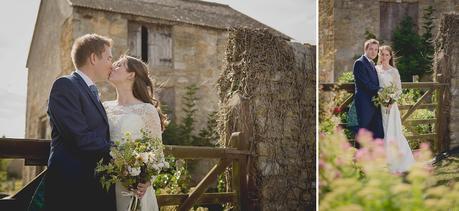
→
(435, 75, 447, 152)
(435, 85, 441, 152)
(239, 97, 257, 210)
(230, 132, 249, 211)
(238, 132, 249, 211)
(231, 133, 241, 211)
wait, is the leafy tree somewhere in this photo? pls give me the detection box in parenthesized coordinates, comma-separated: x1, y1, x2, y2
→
(193, 111, 219, 146)
(392, 9, 435, 82)
(162, 85, 199, 146)
(420, 6, 435, 76)
(163, 84, 219, 147)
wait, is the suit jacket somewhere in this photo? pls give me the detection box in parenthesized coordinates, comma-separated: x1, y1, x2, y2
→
(353, 55, 381, 128)
(44, 72, 115, 211)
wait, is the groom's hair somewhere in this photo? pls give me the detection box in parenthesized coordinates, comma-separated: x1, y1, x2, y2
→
(364, 39, 379, 50)
(71, 34, 112, 69)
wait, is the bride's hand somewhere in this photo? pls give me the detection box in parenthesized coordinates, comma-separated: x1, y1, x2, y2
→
(136, 181, 151, 199)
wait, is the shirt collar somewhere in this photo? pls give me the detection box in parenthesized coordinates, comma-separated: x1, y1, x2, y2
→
(75, 69, 95, 87)
(363, 54, 375, 65)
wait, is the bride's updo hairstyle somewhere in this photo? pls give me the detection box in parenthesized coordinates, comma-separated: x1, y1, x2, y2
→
(377, 45, 396, 67)
(115, 55, 169, 131)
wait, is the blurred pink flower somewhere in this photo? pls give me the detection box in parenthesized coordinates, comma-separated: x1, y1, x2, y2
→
(335, 172, 341, 179)
(341, 141, 351, 150)
(355, 148, 369, 161)
(319, 159, 326, 168)
(420, 143, 430, 150)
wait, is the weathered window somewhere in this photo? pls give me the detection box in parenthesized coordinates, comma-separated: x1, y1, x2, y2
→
(141, 26, 149, 63)
(128, 23, 142, 58)
(380, 2, 418, 42)
(128, 22, 173, 68)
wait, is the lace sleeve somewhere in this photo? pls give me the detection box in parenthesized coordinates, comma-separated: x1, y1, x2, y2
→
(141, 104, 163, 140)
(393, 68, 403, 99)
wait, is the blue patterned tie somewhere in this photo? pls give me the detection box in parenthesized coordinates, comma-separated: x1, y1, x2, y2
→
(89, 85, 100, 101)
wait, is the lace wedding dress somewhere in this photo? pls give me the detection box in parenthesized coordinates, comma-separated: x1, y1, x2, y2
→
(376, 65, 415, 173)
(103, 101, 162, 211)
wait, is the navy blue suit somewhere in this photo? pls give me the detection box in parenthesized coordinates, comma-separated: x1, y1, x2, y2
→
(353, 56, 384, 139)
(44, 72, 115, 211)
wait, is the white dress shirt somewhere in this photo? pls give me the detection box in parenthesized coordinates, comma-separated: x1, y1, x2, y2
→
(75, 69, 95, 87)
(364, 54, 375, 66)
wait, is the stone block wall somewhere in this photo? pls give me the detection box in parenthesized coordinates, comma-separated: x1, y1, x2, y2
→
(218, 28, 316, 210)
(433, 13, 459, 149)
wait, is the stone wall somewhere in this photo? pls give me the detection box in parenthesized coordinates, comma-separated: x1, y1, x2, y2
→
(320, 0, 459, 82)
(433, 13, 459, 149)
(23, 0, 73, 184)
(218, 29, 316, 210)
(319, 0, 334, 82)
(332, 0, 380, 79)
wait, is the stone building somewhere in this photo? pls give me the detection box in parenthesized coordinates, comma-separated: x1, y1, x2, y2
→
(319, 0, 459, 82)
(24, 0, 290, 183)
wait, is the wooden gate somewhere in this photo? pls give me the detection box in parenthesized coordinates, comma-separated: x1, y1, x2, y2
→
(0, 132, 251, 211)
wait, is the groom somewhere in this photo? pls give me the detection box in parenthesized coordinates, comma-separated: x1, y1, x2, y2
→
(353, 39, 384, 141)
(44, 34, 115, 211)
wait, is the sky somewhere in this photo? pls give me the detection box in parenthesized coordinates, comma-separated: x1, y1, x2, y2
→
(0, 0, 316, 138)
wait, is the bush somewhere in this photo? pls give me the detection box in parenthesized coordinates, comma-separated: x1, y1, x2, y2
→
(320, 129, 459, 210)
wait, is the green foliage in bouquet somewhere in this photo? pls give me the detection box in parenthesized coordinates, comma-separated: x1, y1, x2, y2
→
(96, 129, 170, 192)
(372, 83, 399, 107)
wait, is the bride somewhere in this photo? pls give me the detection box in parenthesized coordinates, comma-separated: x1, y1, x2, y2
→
(375, 45, 415, 173)
(103, 55, 168, 211)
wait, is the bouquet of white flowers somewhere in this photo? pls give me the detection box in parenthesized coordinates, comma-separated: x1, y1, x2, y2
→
(96, 129, 169, 211)
(373, 83, 399, 108)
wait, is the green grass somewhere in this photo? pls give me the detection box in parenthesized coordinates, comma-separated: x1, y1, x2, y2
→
(433, 154, 459, 186)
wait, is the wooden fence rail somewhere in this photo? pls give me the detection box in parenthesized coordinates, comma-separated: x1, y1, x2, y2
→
(0, 132, 251, 211)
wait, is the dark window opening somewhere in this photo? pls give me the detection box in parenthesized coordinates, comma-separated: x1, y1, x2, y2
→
(141, 26, 149, 63)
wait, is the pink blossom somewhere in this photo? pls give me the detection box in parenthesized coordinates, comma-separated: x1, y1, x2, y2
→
(319, 159, 326, 168)
(356, 129, 374, 146)
(375, 139, 385, 146)
(335, 172, 341, 178)
(420, 143, 430, 150)
(341, 141, 351, 150)
(355, 148, 368, 160)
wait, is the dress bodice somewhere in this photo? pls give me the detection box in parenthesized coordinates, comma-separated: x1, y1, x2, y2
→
(376, 65, 403, 98)
(103, 101, 162, 143)
(376, 65, 397, 87)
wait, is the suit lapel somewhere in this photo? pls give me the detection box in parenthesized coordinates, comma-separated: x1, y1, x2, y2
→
(362, 56, 378, 83)
(362, 56, 375, 72)
(72, 72, 108, 124)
